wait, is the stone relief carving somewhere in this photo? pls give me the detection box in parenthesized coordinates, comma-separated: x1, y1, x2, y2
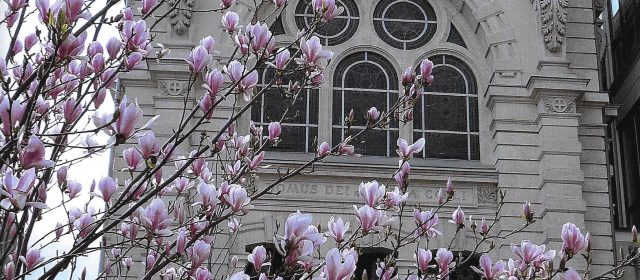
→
(168, 0, 195, 34)
(477, 187, 497, 204)
(159, 80, 188, 96)
(542, 96, 576, 113)
(540, 0, 568, 52)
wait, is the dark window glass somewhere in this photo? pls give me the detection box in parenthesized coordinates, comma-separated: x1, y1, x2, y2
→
(355, 248, 393, 280)
(251, 62, 318, 153)
(295, 0, 359, 46)
(413, 55, 479, 160)
(270, 16, 286, 36)
(447, 23, 467, 48)
(332, 52, 399, 157)
(373, 0, 437, 50)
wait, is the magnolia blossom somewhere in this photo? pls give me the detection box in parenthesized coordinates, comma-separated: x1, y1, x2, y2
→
(317, 142, 331, 157)
(564, 268, 582, 280)
(446, 177, 455, 198)
(375, 262, 395, 280)
(419, 58, 434, 86)
(561, 222, 589, 257)
(20, 135, 54, 169)
(402, 66, 415, 85)
(327, 216, 349, 243)
(185, 46, 211, 74)
(297, 36, 333, 68)
(224, 184, 252, 213)
(66, 180, 82, 199)
(359, 181, 385, 207)
(123, 147, 143, 171)
(199, 36, 216, 54)
(221, 11, 240, 33)
(313, 0, 344, 21)
(415, 248, 432, 273)
(353, 205, 378, 233)
(522, 201, 534, 222)
(190, 240, 211, 268)
(229, 272, 250, 280)
(273, 49, 290, 70)
(414, 209, 441, 237)
(228, 218, 241, 233)
(633, 225, 638, 244)
(268, 122, 281, 141)
(21, 248, 44, 271)
(435, 248, 453, 280)
(248, 246, 268, 271)
(324, 248, 356, 280)
(367, 107, 380, 122)
(397, 138, 425, 159)
(436, 188, 446, 205)
(247, 151, 265, 170)
(197, 181, 219, 212)
(141, 198, 171, 236)
(203, 69, 224, 96)
(384, 186, 408, 210)
(0, 169, 41, 210)
(273, 0, 286, 7)
(479, 217, 489, 236)
(96, 176, 117, 203)
(449, 206, 465, 228)
(511, 240, 555, 266)
(472, 255, 505, 280)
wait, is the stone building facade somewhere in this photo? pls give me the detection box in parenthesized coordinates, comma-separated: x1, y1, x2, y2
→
(113, 0, 616, 278)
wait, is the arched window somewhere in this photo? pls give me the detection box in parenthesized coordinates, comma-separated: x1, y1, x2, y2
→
(373, 0, 437, 50)
(251, 61, 319, 153)
(413, 55, 479, 160)
(295, 0, 360, 46)
(332, 51, 399, 157)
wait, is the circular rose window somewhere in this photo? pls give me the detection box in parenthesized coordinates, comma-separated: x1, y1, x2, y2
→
(373, 0, 437, 50)
(294, 0, 359, 46)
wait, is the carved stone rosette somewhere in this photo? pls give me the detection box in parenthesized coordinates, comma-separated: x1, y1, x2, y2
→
(477, 187, 497, 204)
(159, 80, 188, 96)
(540, 96, 576, 114)
(168, 0, 195, 34)
(540, 0, 568, 52)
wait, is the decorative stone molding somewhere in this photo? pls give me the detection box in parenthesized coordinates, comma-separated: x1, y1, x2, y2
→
(541, 96, 576, 113)
(159, 80, 188, 96)
(168, 0, 195, 34)
(540, 0, 568, 52)
(477, 187, 497, 204)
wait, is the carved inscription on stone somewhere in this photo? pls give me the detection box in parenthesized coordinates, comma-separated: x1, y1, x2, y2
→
(263, 181, 479, 205)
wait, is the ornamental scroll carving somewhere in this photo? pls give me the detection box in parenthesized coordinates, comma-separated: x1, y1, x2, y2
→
(477, 187, 497, 204)
(168, 0, 195, 34)
(542, 96, 576, 113)
(159, 80, 188, 96)
(540, 0, 568, 52)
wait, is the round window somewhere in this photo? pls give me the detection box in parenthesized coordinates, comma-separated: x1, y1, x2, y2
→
(373, 0, 437, 50)
(294, 0, 359, 46)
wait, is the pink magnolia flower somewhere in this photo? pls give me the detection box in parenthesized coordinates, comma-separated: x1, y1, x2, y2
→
(228, 218, 241, 233)
(384, 186, 408, 210)
(633, 225, 638, 244)
(561, 222, 589, 257)
(221, 11, 240, 33)
(353, 205, 379, 233)
(199, 36, 216, 54)
(522, 201, 534, 222)
(24, 33, 38, 50)
(146, 253, 156, 271)
(273, 49, 290, 70)
(273, 0, 286, 7)
(435, 248, 453, 280)
(186, 46, 211, 74)
(229, 272, 250, 280)
(96, 176, 118, 203)
(87, 41, 103, 57)
(203, 69, 224, 96)
(20, 135, 54, 169)
(190, 240, 211, 268)
(55, 223, 64, 239)
(246, 22, 272, 53)
(176, 228, 187, 254)
(121, 20, 150, 52)
(313, 0, 344, 22)
(511, 240, 552, 265)
(375, 262, 396, 280)
(239, 71, 259, 100)
(420, 59, 434, 86)
(317, 142, 331, 157)
(415, 248, 432, 274)
(414, 209, 441, 237)
(138, 131, 160, 159)
(198, 94, 215, 120)
(284, 211, 313, 242)
(106, 37, 122, 60)
(20, 248, 44, 271)
(479, 217, 489, 236)
(220, 0, 235, 9)
(0, 169, 41, 210)
(445, 177, 454, 198)
(402, 66, 415, 86)
(195, 268, 212, 280)
(268, 122, 281, 141)
(63, 98, 82, 123)
(324, 248, 356, 280)
(297, 36, 333, 68)
(396, 138, 425, 159)
(367, 107, 380, 122)
(449, 206, 465, 228)
(8, 0, 27, 11)
(57, 32, 87, 58)
(472, 255, 505, 280)
(197, 181, 219, 212)
(141, 198, 171, 236)
(564, 268, 582, 280)
(359, 181, 385, 207)
(63, 0, 88, 22)
(74, 212, 96, 238)
(66, 180, 82, 199)
(121, 257, 133, 269)
(4, 262, 14, 279)
(141, 0, 157, 14)
(125, 52, 143, 70)
(247, 151, 265, 170)
(337, 138, 359, 157)
(224, 184, 252, 213)
(248, 245, 268, 271)
(0, 98, 25, 136)
(311, 72, 324, 86)
(114, 96, 143, 141)
(123, 147, 143, 171)
(327, 216, 349, 243)
(90, 53, 105, 73)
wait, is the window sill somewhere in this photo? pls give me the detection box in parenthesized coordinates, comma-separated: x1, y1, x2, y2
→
(261, 151, 497, 183)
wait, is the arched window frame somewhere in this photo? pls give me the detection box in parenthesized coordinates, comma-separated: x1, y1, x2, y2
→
(331, 51, 400, 157)
(413, 54, 479, 160)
